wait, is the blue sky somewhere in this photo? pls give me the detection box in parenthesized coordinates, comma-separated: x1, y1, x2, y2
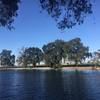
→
(0, 0, 99, 56)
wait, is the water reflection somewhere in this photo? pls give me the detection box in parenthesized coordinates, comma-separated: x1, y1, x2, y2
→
(44, 70, 64, 100)
(0, 70, 100, 100)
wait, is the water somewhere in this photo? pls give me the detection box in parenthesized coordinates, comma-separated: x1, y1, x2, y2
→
(0, 70, 100, 100)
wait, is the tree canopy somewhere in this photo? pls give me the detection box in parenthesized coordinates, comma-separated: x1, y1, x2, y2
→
(40, 0, 92, 30)
(0, 49, 15, 66)
(16, 47, 43, 67)
(0, 0, 92, 30)
(0, 38, 96, 68)
(42, 38, 91, 67)
(0, 0, 20, 29)
(42, 39, 66, 68)
(66, 38, 91, 65)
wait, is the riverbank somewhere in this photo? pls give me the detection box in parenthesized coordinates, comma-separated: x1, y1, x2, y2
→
(0, 67, 53, 71)
(62, 67, 100, 70)
(0, 67, 100, 71)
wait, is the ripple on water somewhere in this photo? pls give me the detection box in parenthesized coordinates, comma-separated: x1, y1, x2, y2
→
(0, 70, 100, 100)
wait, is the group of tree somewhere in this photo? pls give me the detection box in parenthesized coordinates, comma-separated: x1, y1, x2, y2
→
(16, 38, 91, 68)
(0, 38, 99, 68)
(0, 0, 92, 30)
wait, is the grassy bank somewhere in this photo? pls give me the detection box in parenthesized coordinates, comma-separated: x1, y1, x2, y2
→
(0, 65, 100, 71)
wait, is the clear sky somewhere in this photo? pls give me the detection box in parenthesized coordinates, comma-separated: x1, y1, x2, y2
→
(0, 0, 99, 56)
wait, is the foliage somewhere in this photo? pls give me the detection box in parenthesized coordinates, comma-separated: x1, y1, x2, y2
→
(42, 38, 91, 67)
(0, 49, 15, 66)
(16, 47, 27, 67)
(90, 50, 100, 65)
(16, 47, 43, 67)
(0, 38, 94, 68)
(66, 38, 91, 65)
(0, 0, 92, 30)
(42, 39, 66, 68)
(40, 0, 92, 30)
(0, 0, 20, 29)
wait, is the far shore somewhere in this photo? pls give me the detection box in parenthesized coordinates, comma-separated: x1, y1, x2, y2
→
(0, 66, 100, 71)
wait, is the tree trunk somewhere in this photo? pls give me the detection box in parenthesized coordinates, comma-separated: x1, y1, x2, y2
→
(75, 60, 78, 67)
(33, 63, 36, 67)
(23, 61, 27, 68)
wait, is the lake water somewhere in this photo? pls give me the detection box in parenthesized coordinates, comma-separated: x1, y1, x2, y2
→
(0, 70, 100, 100)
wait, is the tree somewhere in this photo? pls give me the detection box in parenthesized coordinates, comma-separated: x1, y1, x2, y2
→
(0, 49, 15, 66)
(0, 0, 92, 30)
(0, 0, 20, 29)
(26, 47, 43, 67)
(67, 38, 91, 65)
(40, 0, 92, 30)
(16, 47, 28, 67)
(90, 50, 100, 66)
(42, 39, 66, 68)
(16, 47, 43, 67)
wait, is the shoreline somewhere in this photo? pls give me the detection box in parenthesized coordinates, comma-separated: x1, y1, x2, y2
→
(0, 67, 100, 71)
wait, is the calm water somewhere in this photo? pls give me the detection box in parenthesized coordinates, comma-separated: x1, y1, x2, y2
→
(0, 70, 100, 100)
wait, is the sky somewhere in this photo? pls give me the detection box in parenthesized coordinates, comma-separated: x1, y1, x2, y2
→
(0, 0, 99, 56)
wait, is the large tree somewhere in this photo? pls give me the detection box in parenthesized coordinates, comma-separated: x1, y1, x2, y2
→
(42, 39, 66, 68)
(0, 49, 15, 66)
(16, 47, 43, 67)
(0, 0, 92, 30)
(67, 38, 91, 65)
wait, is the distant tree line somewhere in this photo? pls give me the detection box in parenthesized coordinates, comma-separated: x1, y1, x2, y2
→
(0, 38, 99, 68)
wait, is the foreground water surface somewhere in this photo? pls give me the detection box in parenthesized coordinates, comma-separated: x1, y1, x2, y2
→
(0, 70, 100, 100)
